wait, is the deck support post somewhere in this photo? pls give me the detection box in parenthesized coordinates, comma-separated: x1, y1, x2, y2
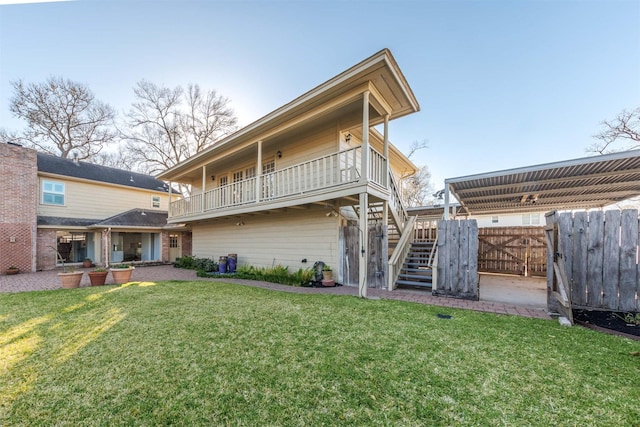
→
(201, 166, 206, 212)
(360, 91, 370, 184)
(359, 192, 369, 298)
(443, 181, 450, 220)
(256, 140, 263, 203)
(383, 114, 389, 187)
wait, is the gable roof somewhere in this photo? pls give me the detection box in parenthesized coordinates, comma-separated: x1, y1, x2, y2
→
(158, 48, 419, 180)
(37, 153, 172, 193)
(446, 149, 640, 215)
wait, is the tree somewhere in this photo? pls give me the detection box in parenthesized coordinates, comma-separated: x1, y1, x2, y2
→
(400, 140, 434, 207)
(122, 81, 238, 181)
(588, 107, 640, 154)
(0, 76, 116, 159)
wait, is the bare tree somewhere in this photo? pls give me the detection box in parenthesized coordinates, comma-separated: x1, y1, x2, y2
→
(400, 139, 434, 207)
(122, 81, 238, 182)
(588, 107, 640, 154)
(0, 76, 116, 159)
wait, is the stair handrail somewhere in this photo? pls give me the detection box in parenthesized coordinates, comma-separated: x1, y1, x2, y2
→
(388, 171, 408, 232)
(427, 231, 438, 267)
(388, 215, 417, 291)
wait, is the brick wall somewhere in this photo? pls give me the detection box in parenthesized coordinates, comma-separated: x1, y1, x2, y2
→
(181, 231, 192, 257)
(0, 144, 38, 273)
(36, 229, 57, 271)
(161, 231, 169, 262)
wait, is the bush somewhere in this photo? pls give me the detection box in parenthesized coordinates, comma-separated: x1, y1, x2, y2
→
(175, 256, 217, 272)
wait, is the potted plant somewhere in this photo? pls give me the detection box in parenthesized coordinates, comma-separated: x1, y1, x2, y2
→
(110, 264, 134, 284)
(88, 267, 108, 286)
(6, 266, 19, 275)
(58, 266, 83, 289)
(83, 258, 93, 268)
(322, 264, 333, 281)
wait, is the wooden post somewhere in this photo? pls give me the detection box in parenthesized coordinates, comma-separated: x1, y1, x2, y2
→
(201, 165, 206, 213)
(256, 140, 263, 202)
(359, 192, 368, 298)
(383, 114, 389, 187)
(360, 91, 370, 184)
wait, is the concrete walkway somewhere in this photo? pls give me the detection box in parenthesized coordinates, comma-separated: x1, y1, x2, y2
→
(0, 265, 551, 320)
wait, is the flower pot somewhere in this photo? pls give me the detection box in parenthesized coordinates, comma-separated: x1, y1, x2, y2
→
(110, 267, 133, 284)
(88, 271, 108, 286)
(83, 260, 93, 268)
(6, 268, 19, 275)
(322, 270, 333, 280)
(59, 271, 83, 289)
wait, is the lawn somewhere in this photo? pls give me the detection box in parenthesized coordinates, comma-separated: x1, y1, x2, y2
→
(1, 281, 639, 426)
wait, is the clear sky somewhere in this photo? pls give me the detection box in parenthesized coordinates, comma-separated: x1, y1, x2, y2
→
(1, 0, 639, 192)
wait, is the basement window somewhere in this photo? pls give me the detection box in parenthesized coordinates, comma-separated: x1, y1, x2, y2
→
(42, 180, 65, 206)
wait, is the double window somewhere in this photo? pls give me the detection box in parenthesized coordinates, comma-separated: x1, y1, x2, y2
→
(42, 180, 65, 206)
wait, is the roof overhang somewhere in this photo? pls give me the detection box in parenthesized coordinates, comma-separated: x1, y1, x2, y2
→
(446, 150, 640, 216)
(157, 49, 419, 181)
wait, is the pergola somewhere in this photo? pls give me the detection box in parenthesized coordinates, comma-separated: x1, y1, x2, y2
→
(443, 149, 640, 218)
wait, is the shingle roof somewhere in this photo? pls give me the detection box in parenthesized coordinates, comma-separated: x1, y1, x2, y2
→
(37, 153, 172, 193)
(93, 209, 168, 228)
(38, 209, 168, 228)
(38, 216, 102, 227)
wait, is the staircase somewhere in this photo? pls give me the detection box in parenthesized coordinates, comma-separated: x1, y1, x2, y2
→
(395, 240, 435, 289)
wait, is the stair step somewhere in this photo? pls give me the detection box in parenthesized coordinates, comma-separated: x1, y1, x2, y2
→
(396, 280, 432, 288)
(400, 267, 433, 274)
(399, 273, 432, 281)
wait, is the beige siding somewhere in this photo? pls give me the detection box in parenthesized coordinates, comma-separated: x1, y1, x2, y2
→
(191, 205, 340, 271)
(38, 176, 169, 219)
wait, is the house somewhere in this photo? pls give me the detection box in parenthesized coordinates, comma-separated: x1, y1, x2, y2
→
(157, 49, 420, 296)
(0, 142, 191, 273)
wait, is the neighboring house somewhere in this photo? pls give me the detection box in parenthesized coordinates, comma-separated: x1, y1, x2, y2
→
(0, 142, 191, 273)
(157, 49, 420, 292)
(407, 205, 545, 227)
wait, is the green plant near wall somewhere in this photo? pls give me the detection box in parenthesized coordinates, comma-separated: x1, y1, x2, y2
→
(198, 264, 315, 286)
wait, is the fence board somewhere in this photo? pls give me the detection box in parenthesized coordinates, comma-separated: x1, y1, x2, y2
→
(619, 210, 638, 312)
(367, 224, 388, 289)
(571, 211, 588, 306)
(603, 210, 621, 310)
(586, 210, 604, 307)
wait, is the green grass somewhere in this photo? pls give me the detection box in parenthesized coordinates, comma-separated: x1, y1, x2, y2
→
(1, 281, 639, 426)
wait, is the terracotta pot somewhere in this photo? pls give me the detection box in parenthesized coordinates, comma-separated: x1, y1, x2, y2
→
(88, 271, 108, 286)
(59, 271, 83, 289)
(6, 268, 19, 275)
(110, 267, 133, 284)
(83, 260, 93, 268)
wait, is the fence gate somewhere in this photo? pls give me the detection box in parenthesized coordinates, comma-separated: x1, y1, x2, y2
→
(434, 219, 479, 300)
(339, 224, 387, 288)
(478, 227, 546, 276)
(545, 209, 640, 315)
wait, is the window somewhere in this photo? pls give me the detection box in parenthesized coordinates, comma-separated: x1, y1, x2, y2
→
(522, 213, 541, 225)
(42, 180, 65, 205)
(169, 234, 179, 248)
(151, 196, 161, 208)
(492, 216, 499, 224)
(262, 160, 275, 174)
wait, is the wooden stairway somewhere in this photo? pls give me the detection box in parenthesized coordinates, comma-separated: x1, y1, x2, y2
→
(395, 240, 435, 289)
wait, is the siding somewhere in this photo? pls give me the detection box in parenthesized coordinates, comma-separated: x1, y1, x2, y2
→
(38, 176, 169, 219)
(191, 205, 340, 271)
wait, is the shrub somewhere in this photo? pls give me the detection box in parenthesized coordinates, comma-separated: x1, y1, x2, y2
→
(175, 256, 217, 272)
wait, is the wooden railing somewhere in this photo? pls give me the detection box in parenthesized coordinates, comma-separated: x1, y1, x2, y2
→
(388, 215, 417, 291)
(388, 172, 408, 232)
(169, 147, 364, 218)
(368, 147, 386, 187)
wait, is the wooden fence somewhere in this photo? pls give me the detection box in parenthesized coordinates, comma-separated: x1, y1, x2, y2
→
(478, 227, 546, 276)
(546, 209, 640, 313)
(434, 219, 479, 300)
(339, 224, 388, 288)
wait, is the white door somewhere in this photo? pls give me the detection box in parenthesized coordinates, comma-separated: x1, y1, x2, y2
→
(169, 233, 182, 262)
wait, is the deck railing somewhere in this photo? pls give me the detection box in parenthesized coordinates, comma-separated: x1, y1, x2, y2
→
(169, 147, 365, 218)
(368, 147, 386, 187)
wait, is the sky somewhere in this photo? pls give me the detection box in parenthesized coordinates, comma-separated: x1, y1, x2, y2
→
(1, 0, 639, 193)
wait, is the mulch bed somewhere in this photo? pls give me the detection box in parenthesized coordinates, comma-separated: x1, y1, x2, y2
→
(573, 309, 640, 341)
